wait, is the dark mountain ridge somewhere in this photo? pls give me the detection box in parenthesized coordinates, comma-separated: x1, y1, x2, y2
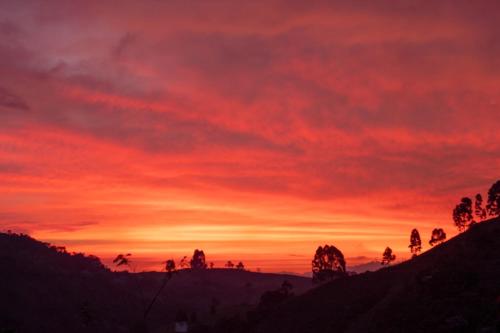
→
(2, 218, 499, 332)
(209, 218, 500, 333)
(0, 232, 311, 333)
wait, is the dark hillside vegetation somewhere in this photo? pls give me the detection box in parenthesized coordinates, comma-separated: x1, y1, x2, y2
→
(203, 218, 500, 333)
(0, 232, 141, 332)
(0, 233, 310, 333)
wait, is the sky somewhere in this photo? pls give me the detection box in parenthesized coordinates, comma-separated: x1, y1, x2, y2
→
(0, 0, 499, 273)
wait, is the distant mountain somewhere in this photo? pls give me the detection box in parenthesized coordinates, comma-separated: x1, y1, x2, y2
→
(203, 218, 500, 333)
(0, 232, 311, 333)
(347, 261, 382, 274)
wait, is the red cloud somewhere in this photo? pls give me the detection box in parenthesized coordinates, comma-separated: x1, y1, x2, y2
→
(0, 0, 499, 272)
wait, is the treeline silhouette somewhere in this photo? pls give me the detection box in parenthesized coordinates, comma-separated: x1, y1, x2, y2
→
(108, 248, 250, 332)
(2, 179, 499, 332)
(453, 180, 500, 231)
(202, 217, 500, 333)
(0, 232, 310, 333)
(309, 179, 500, 283)
(173, 251, 246, 272)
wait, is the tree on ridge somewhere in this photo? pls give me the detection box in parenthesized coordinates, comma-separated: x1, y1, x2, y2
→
(142, 259, 176, 321)
(474, 193, 487, 221)
(453, 197, 474, 232)
(311, 244, 346, 283)
(429, 228, 446, 246)
(486, 180, 500, 217)
(409, 229, 422, 258)
(381, 247, 396, 265)
(190, 249, 207, 269)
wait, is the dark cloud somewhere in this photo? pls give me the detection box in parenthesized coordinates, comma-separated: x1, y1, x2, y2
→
(0, 163, 25, 174)
(0, 87, 30, 110)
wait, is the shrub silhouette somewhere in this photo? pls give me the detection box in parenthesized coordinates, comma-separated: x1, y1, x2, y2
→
(311, 245, 346, 283)
(381, 247, 396, 265)
(409, 229, 422, 258)
(258, 280, 294, 309)
(225, 260, 235, 268)
(429, 228, 446, 246)
(236, 261, 245, 270)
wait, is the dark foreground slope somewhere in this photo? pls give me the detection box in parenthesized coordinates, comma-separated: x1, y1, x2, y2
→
(0, 233, 310, 333)
(206, 218, 500, 333)
(0, 233, 137, 332)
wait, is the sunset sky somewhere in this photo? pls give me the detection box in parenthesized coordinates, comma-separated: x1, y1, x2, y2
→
(1, 1, 499, 273)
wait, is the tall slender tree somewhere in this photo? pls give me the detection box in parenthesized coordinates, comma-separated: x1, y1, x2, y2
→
(143, 259, 176, 320)
(113, 253, 147, 313)
(408, 229, 422, 257)
(486, 180, 500, 217)
(474, 193, 487, 221)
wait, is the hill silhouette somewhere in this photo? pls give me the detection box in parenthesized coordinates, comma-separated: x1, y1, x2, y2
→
(202, 217, 500, 333)
(2, 218, 499, 332)
(0, 232, 311, 333)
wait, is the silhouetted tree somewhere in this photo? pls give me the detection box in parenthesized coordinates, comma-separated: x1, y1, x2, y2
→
(486, 180, 500, 217)
(409, 229, 422, 258)
(453, 197, 474, 232)
(429, 228, 446, 246)
(190, 249, 207, 269)
(113, 253, 131, 268)
(179, 256, 189, 269)
(381, 247, 396, 265)
(474, 193, 487, 221)
(113, 253, 147, 325)
(236, 261, 245, 270)
(209, 262, 214, 269)
(311, 244, 346, 283)
(225, 260, 234, 268)
(143, 259, 176, 320)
